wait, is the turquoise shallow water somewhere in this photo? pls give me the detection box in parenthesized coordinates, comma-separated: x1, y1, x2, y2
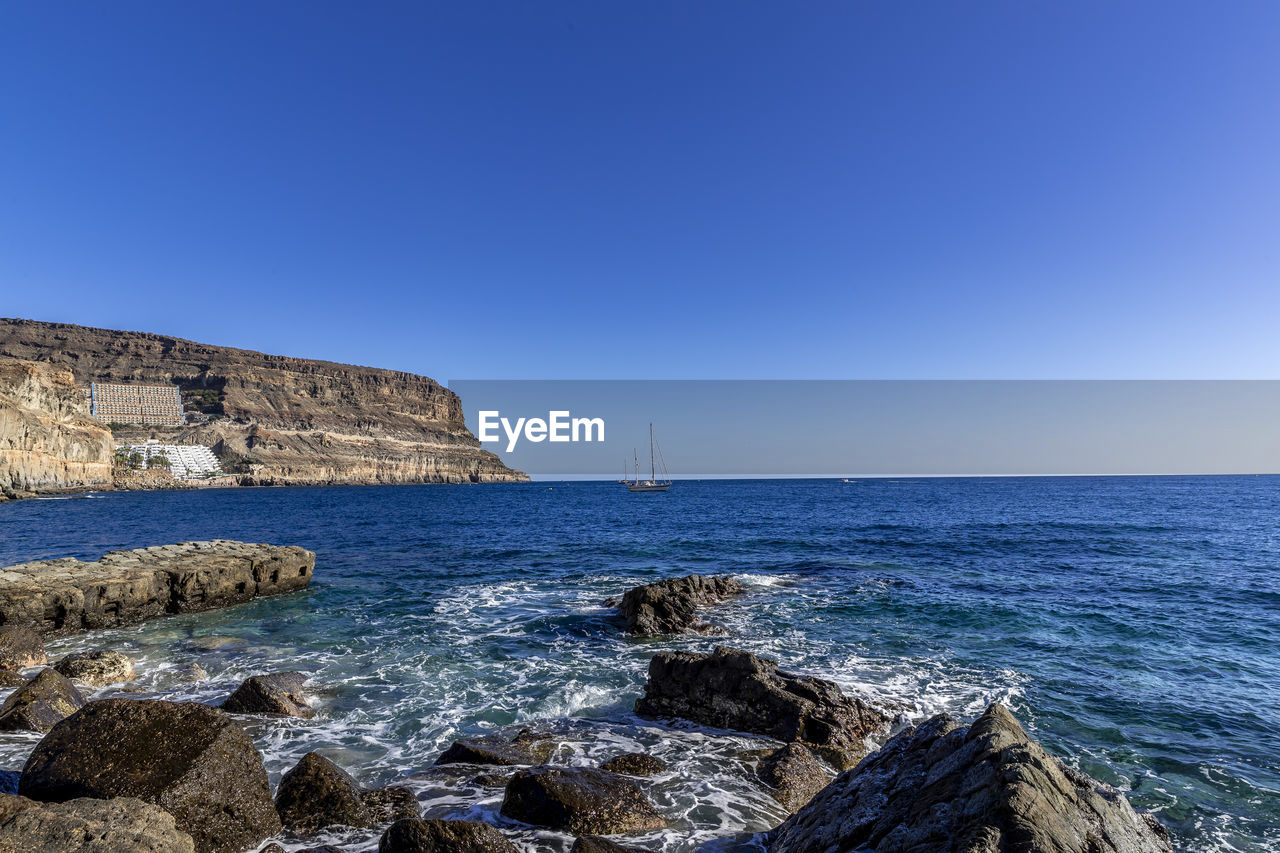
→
(0, 477, 1277, 852)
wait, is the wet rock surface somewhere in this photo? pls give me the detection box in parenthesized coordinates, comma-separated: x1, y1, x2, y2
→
(501, 765, 668, 835)
(0, 625, 45, 671)
(378, 817, 519, 852)
(221, 671, 314, 718)
(617, 574, 743, 635)
(53, 650, 136, 686)
(275, 752, 374, 833)
(599, 752, 666, 777)
(767, 703, 1173, 853)
(0, 668, 85, 733)
(0, 795, 196, 853)
(0, 541, 315, 636)
(635, 646, 890, 768)
(18, 698, 282, 853)
(435, 730, 556, 767)
(363, 785, 420, 824)
(755, 743, 831, 813)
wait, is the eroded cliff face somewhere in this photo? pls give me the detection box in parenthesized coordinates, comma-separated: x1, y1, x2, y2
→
(0, 319, 526, 486)
(0, 357, 114, 496)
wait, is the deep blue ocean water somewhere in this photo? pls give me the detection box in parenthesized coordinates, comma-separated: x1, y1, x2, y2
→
(0, 477, 1277, 852)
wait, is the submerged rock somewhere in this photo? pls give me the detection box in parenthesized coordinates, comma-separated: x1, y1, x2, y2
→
(599, 752, 666, 777)
(635, 646, 890, 769)
(570, 837, 646, 853)
(767, 703, 1172, 853)
(617, 574, 743, 635)
(221, 671, 314, 718)
(275, 752, 373, 832)
(53, 650, 136, 686)
(18, 698, 282, 853)
(0, 625, 45, 671)
(501, 765, 668, 835)
(435, 729, 556, 767)
(363, 784, 420, 823)
(0, 796, 195, 852)
(756, 744, 830, 813)
(378, 817, 518, 852)
(0, 668, 85, 732)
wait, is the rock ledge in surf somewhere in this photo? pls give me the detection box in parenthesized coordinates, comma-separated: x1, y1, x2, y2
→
(0, 540, 314, 636)
(635, 646, 890, 769)
(616, 573, 743, 636)
(767, 703, 1172, 853)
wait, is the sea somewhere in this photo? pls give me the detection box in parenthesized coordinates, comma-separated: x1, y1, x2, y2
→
(0, 477, 1276, 852)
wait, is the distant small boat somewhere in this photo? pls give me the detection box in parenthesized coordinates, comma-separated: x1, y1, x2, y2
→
(628, 423, 671, 493)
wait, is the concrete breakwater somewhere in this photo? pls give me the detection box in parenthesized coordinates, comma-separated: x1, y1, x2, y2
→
(0, 540, 314, 635)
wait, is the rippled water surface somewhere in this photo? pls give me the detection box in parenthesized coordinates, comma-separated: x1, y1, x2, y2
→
(0, 477, 1277, 852)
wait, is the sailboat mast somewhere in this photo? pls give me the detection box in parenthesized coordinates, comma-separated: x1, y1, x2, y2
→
(634, 449, 639, 484)
(649, 423, 655, 482)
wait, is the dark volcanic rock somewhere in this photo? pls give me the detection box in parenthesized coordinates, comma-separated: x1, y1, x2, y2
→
(221, 671, 314, 718)
(435, 730, 555, 766)
(53, 650, 136, 686)
(599, 752, 666, 777)
(571, 837, 646, 853)
(363, 785, 420, 823)
(274, 752, 373, 833)
(618, 574, 743, 635)
(18, 698, 282, 853)
(501, 765, 668, 835)
(756, 744, 830, 813)
(379, 817, 518, 852)
(0, 625, 45, 671)
(635, 646, 890, 769)
(0, 668, 86, 732)
(768, 703, 1172, 853)
(0, 796, 196, 852)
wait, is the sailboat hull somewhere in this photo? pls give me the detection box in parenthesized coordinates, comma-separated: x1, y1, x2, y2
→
(627, 482, 670, 492)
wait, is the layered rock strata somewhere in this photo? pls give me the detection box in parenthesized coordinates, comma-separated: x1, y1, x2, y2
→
(0, 357, 112, 497)
(768, 703, 1172, 853)
(0, 319, 526, 486)
(0, 540, 314, 635)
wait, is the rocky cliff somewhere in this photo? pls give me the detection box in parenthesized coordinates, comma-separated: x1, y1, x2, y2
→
(0, 319, 526, 486)
(0, 358, 113, 497)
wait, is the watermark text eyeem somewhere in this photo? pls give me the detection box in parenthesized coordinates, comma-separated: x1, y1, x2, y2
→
(478, 411, 605, 452)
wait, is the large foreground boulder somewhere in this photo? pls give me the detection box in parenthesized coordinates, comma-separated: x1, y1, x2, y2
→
(0, 795, 195, 852)
(768, 703, 1172, 853)
(52, 650, 136, 686)
(617, 574, 743, 635)
(435, 729, 555, 766)
(501, 765, 668, 835)
(221, 671, 314, 718)
(18, 698, 282, 853)
(275, 752, 373, 832)
(379, 818, 518, 852)
(0, 668, 85, 732)
(635, 646, 890, 768)
(0, 625, 45, 671)
(756, 743, 831, 813)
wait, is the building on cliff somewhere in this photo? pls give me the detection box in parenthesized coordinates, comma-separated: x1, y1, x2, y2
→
(116, 443, 223, 480)
(89, 382, 183, 426)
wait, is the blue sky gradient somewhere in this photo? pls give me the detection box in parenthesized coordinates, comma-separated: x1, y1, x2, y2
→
(3, 2, 1278, 380)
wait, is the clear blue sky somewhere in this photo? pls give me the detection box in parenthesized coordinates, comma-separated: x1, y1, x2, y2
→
(3, 2, 1277, 380)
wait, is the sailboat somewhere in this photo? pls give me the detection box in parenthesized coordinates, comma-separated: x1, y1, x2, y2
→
(628, 423, 671, 492)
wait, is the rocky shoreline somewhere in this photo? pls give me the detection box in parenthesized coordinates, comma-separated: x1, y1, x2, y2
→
(0, 567, 1174, 852)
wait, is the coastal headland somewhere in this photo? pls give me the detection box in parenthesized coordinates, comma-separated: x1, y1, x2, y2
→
(0, 317, 527, 497)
